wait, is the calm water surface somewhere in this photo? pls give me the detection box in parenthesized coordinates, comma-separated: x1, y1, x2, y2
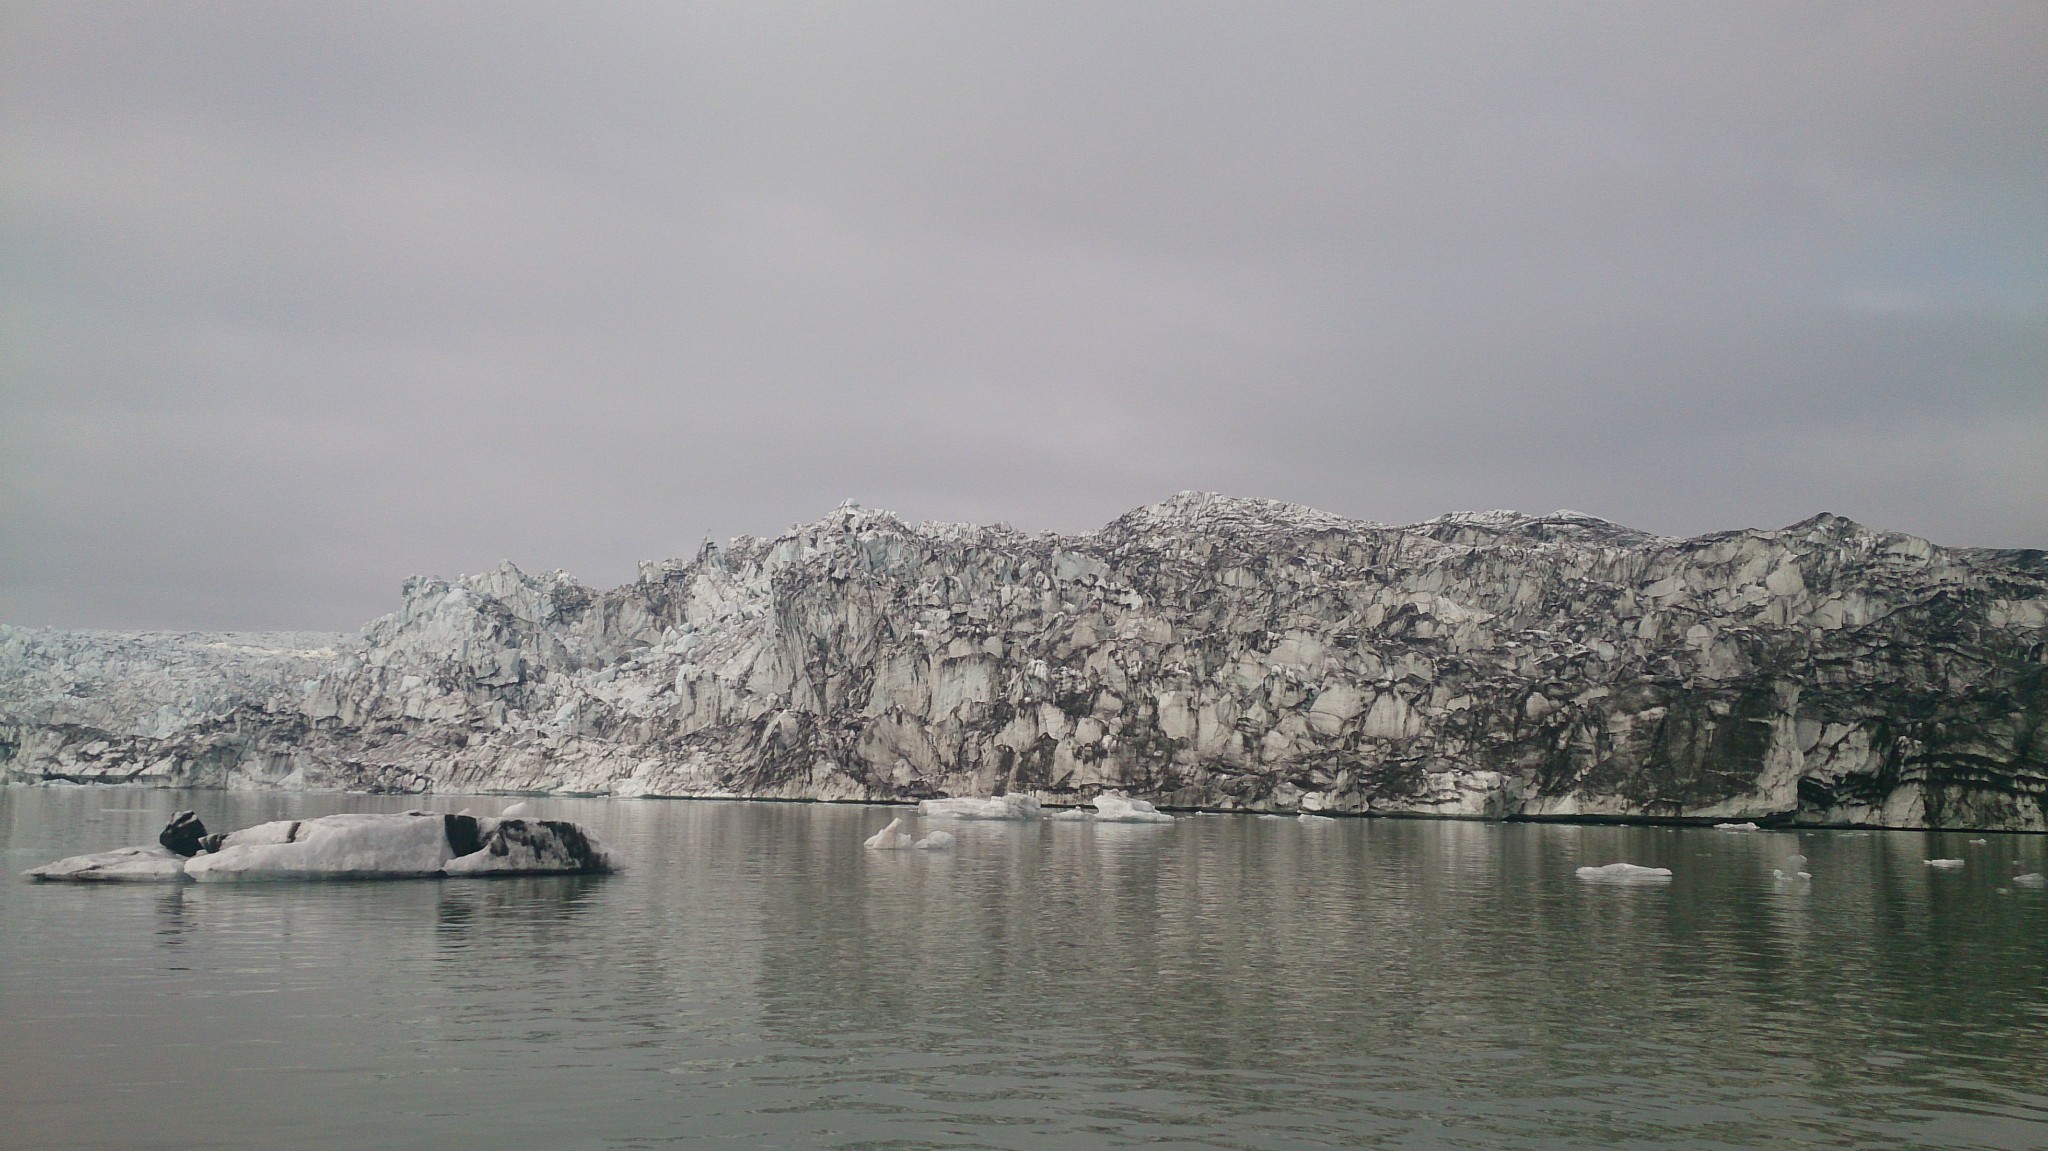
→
(3, 789, 2045, 1150)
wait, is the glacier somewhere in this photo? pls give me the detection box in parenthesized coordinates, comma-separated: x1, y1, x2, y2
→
(3, 492, 2045, 830)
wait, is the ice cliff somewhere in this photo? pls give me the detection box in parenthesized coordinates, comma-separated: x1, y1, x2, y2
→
(4, 493, 2045, 829)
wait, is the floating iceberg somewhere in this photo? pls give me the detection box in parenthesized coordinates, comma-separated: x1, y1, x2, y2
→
(1924, 858, 1966, 869)
(25, 845, 190, 882)
(2015, 873, 2046, 888)
(1091, 793, 1174, 824)
(1715, 822, 1760, 831)
(863, 817, 915, 849)
(1298, 812, 1337, 823)
(918, 795, 1042, 821)
(1575, 862, 1673, 884)
(28, 810, 615, 882)
(912, 830, 956, 850)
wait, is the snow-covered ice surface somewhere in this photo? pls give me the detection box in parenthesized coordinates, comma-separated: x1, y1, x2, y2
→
(186, 812, 455, 881)
(29, 811, 615, 881)
(24, 844, 188, 882)
(918, 795, 1042, 821)
(1575, 863, 1673, 884)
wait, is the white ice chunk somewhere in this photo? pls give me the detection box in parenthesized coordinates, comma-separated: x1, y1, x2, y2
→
(1091, 793, 1174, 823)
(2014, 873, 2046, 888)
(1784, 854, 1808, 868)
(1715, 822, 1760, 831)
(1968, 838, 1988, 845)
(1298, 813, 1337, 823)
(1923, 858, 1965, 869)
(26, 844, 189, 883)
(186, 813, 455, 881)
(912, 830, 956, 850)
(499, 801, 534, 817)
(1046, 808, 1093, 821)
(864, 817, 915, 849)
(1576, 862, 1673, 884)
(918, 795, 1041, 821)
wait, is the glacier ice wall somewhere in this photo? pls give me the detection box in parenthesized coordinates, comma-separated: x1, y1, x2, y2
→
(4, 493, 2045, 829)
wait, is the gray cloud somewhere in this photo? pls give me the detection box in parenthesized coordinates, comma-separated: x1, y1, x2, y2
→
(4, 1, 2043, 629)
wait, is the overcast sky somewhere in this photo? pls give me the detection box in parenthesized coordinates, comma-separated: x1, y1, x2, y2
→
(3, 2, 2043, 630)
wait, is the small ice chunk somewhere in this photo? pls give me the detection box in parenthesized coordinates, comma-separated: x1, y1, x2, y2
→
(1576, 862, 1673, 884)
(1798, 872, 1812, 880)
(864, 817, 915, 849)
(26, 844, 189, 883)
(1968, 838, 1988, 845)
(1784, 854, 1808, 867)
(912, 830, 956, 850)
(1715, 822, 1760, 831)
(1298, 813, 1337, 823)
(1924, 858, 1965, 869)
(1047, 808, 1092, 821)
(918, 795, 1041, 821)
(499, 801, 534, 818)
(2013, 872, 2046, 888)
(1091, 793, 1174, 823)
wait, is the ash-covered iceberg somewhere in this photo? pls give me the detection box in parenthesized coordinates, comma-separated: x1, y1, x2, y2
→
(26, 809, 615, 882)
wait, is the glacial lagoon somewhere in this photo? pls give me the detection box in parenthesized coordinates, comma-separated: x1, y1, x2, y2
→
(4, 789, 2046, 1150)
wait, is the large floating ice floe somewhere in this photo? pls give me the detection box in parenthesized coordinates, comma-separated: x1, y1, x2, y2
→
(1575, 862, 1674, 884)
(1923, 858, 1965, 869)
(917, 795, 1042, 821)
(26, 807, 615, 882)
(1089, 793, 1175, 823)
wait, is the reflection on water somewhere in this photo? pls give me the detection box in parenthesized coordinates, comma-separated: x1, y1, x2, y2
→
(2, 789, 2045, 1150)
